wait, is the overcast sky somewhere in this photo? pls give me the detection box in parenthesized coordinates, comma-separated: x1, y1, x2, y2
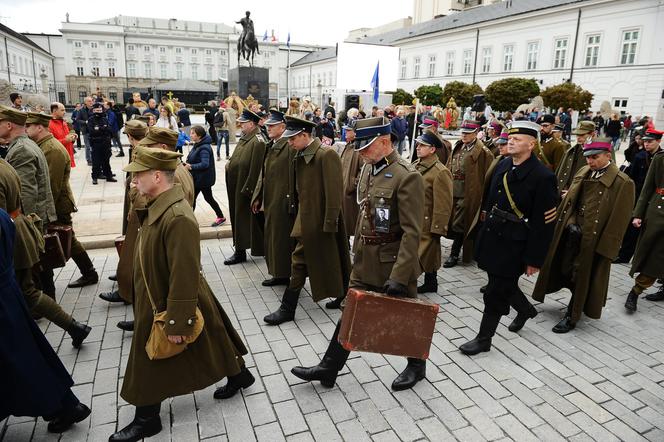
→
(1, 0, 413, 46)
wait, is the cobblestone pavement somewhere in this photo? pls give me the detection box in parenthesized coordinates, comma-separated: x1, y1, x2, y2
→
(2, 236, 664, 442)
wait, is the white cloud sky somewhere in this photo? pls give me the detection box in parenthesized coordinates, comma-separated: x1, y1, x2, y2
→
(1, 0, 413, 46)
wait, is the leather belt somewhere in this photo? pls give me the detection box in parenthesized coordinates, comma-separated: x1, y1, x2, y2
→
(360, 232, 402, 245)
(656, 187, 664, 195)
(490, 206, 525, 224)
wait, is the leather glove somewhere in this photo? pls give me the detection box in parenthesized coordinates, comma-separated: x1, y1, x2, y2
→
(383, 279, 408, 297)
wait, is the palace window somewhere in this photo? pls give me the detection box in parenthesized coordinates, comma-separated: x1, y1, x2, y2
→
(620, 29, 639, 65)
(584, 34, 600, 67)
(553, 38, 568, 69)
(526, 41, 539, 70)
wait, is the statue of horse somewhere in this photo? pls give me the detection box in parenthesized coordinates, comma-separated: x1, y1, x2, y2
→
(236, 11, 260, 66)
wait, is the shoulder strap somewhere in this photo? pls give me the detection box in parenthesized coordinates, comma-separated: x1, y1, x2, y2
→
(502, 172, 524, 219)
(137, 233, 158, 314)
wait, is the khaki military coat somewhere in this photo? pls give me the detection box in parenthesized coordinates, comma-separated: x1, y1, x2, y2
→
(556, 143, 587, 193)
(116, 163, 194, 303)
(5, 134, 56, 227)
(339, 142, 363, 235)
(533, 164, 635, 321)
(352, 150, 424, 296)
(414, 155, 453, 273)
(121, 185, 247, 407)
(536, 137, 567, 172)
(446, 138, 493, 263)
(226, 127, 265, 254)
(252, 136, 296, 279)
(36, 134, 77, 221)
(630, 151, 664, 279)
(290, 138, 351, 301)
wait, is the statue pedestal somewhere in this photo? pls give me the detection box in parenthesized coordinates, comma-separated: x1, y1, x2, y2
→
(228, 67, 269, 109)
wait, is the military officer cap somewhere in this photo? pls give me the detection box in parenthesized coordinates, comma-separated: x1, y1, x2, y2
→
(265, 109, 286, 126)
(137, 115, 152, 124)
(553, 123, 564, 132)
(460, 120, 481, 133)
(496, 130, 510, 145)
(123, 119, 149, 137)
(282, 116, 316, 137)
(488, 121, 503, 132)
(237, 108, 261, 124)
(537, 114, 556, 125)
(25, 112, 52, 127)
(572, 120, 596, 135)
(123, 146, 182, 172)
(0, 105, 27, 125)
(508, 120, 541, 139)
(583, 137, 613, 157)
(353, 117, 391, 151)
(137, 127, 179, 149)
(419, 118, 439, 129)
(415, 131, 443, 150)
(642, 128, 664, 141)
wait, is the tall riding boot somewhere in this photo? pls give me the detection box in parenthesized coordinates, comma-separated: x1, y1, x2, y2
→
(38, 268, 56, 300)
(264, 288, 300, 325)
(624, 289, 638, 312)
(443, 233, 463, 268)
(67, 252, 99, 288)
(109, 403, 162, 442)
(291, 322, 350, 387)
(417, 272, 438, 294)
(459, 312, 501, 355)
(392, 358, 426, 391)
(507, 289, 538, 332)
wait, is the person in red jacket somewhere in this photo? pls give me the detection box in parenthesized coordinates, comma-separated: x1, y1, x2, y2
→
(48, 102, 76, 167)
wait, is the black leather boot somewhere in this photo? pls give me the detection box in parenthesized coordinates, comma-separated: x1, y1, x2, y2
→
(508, 293, 538, 333)
(67, 253, 99, 288)
(459, 313, 500, 355)
(443, 234, 463, 268)
(261, 277, 289, 287)
(99, 290, 128, 304)
(213, 366, 256, 399)
(108, 274, 117, 281)
(117, 320, 134, 331)
(109, 404, 162, 442)
(292, 322, 350, 388)
(68, 321, 92, 348)
(645, 285, 664, 301)
(325, 295, 345, 309)
(552, 315, 576, 333)
(391, 358, 426, 391)
(417, 272, 438, 294)
(264, 288, 300, 325)
(47, 402, 91, 433)
(624, 290, 638, 312)
(223, 249, 246, 265)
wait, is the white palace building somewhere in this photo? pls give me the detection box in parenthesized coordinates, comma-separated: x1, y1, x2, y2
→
(290, 0, 664, 126)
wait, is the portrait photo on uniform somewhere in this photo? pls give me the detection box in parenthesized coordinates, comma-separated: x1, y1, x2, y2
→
(374, 207, 390, 233)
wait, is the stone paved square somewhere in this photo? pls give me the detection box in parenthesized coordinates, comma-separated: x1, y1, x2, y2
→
(2, 236, 663, 441)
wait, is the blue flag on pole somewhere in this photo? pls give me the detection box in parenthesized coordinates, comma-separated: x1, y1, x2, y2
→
(287, 32, 291, 48)
(263, 30, 268, 41)
(371, 61, 380, 104)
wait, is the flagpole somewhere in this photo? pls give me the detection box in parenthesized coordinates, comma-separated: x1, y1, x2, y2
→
(410, 98, 419, 155)
(287, 33, 291, 110)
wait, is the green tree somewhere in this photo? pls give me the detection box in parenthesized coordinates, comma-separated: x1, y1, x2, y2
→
(441, 81, 483, 109)
(391, 88, 415, 105)
(485, 78, 540, 112)
(414, 84, 444, 106)
(541, 82, 594, 112)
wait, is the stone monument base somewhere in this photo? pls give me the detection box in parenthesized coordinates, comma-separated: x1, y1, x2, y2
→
(228, 67, 269, 109)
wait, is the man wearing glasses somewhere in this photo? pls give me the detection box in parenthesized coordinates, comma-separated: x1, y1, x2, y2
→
(536, 114, 567, 172)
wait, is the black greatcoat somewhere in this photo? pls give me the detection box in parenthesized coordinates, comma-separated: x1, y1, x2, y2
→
(0, 210, 75, 420)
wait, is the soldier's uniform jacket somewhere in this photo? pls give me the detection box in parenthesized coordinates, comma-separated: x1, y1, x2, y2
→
(483, 136, 499, 157)
(352, 150, 424, 296)
(535, 135, 567, 172)
(225, 126, 266, 254)
(534, 163, 635, 321)
(475, 153, 558, 277)
(252, 136, 296, 279)
(5, 134, 57, 227)
(414, 155, 453, 273)
(555, 143, 586, 192)
(290, 138, 350, 301)
(35, 134, 77, 219)
(121, 185, 248, 407)
(630, 150, 664, 279)
(339, 141, 363, 235)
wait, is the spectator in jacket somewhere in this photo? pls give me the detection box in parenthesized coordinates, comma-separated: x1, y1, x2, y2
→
(104, 101, 124, 156)
(125, 98, 140, 121)
(605, 113, 623, 153)
(214, 105, 230, 160)
(184, 125, 226, 227)
(205, 101, 219, 144)
(142, 98, 159, 118)
(111, 100, 125, 156)
(176, 123, 190, 154)
(87, 103, 116, 185)
(390, 109, 409, 155)
(76, 96, 94, 165)
(71, 103, 82, 149)
(49, 102, 76, 167)
(177, 103, 191, 135)
(155, 106, 178, 132)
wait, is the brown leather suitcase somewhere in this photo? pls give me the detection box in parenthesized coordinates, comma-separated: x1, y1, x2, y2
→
(41, 233, 67, 269)
(47, 224, 73, 260)
(115, 235, 125, 256)
(338, 288, 439, 359)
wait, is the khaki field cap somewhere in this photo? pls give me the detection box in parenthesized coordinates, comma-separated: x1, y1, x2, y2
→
(123, 146, 182, 173)
(0, 105, 27, 125)
(123, 119, 148, 137)
(137, 127, 179, 149)
(25, 112, 52, 127)
(572, 120, 596, 135)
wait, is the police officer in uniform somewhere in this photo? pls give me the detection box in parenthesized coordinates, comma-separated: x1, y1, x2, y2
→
(224, 108, 266, 265)
(460, 121, 558, 355)
(251, 110, 296, 287)
(291, 117, 427, 391)
(556, 121, 596, 195)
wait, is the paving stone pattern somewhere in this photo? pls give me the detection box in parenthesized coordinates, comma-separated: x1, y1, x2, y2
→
(2, 236, 664, 442)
